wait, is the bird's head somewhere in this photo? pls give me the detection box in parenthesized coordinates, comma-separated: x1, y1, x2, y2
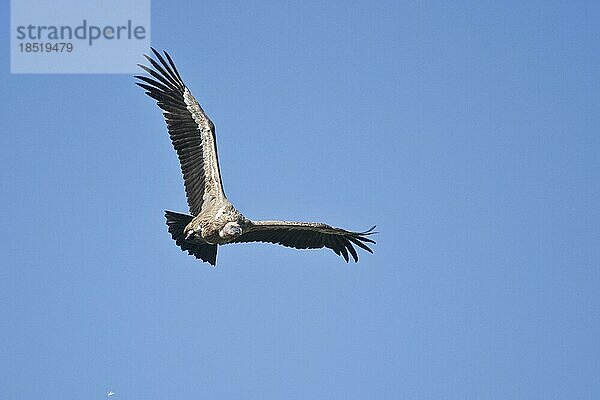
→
(219, 221, 242, 239)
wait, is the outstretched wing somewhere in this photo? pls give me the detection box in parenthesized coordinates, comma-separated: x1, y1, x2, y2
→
(231, 221, 376, 262)
(136, 48, 225, 216)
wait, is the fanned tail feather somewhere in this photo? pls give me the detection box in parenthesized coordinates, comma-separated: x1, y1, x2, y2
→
(164, 211, 218, 265)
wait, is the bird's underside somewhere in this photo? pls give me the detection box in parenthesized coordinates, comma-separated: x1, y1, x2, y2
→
(136, 48, 376, 266)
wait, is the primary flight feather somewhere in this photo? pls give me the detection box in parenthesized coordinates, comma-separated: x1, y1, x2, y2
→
(136, 48, 376, 265)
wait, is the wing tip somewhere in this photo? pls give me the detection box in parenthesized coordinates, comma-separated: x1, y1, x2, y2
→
(137, 48, 185, 92)
(361, 225, 378, 235)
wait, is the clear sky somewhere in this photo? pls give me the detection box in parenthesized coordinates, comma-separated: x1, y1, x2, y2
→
(2, 1, 599, 399)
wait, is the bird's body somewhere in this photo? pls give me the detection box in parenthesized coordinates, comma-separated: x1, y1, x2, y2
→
(136, 48, 376, 265)
(187, 200, 248, 245)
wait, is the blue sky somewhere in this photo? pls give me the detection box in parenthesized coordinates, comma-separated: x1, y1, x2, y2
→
(2, 1, 600, 399)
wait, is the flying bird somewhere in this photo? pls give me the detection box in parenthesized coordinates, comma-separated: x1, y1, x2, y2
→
(107, 391, 115, 397)
(136, 48, 376, 265)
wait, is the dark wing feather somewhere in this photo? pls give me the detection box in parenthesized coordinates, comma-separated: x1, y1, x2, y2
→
(136, 48, 225, 216)
(231, 221, 376, 262)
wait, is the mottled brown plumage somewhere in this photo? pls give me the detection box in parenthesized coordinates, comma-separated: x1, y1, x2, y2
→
(136, 48, 376, 266)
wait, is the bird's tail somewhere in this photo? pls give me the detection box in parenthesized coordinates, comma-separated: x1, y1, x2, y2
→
(164, 211, 218, 265)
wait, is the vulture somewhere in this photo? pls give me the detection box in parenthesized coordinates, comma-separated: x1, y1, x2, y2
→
(136, 48, 376, 265)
